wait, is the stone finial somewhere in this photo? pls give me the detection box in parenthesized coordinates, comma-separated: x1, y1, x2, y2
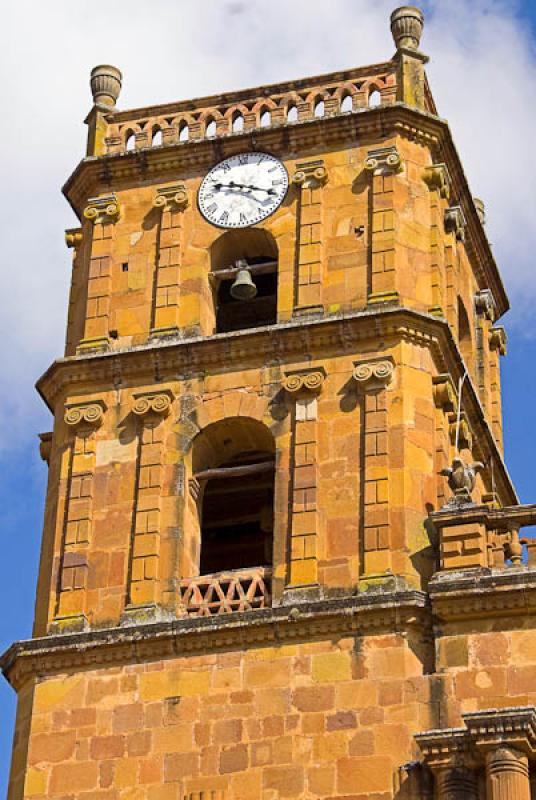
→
(90, 64, 122, 107)
(390, 6, 424, 51)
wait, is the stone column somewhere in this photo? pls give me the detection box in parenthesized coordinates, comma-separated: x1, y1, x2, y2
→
(282, 367, 326, 591)
(423, 163, 451, 317)
(151, 184, 189, 338)
(125, 390, 174, 616)
(489, 326, 507, 452)
(364, 146, 403, 306)
(78, 195, 121, 353)
(352, 358, 395, 580)
(291, 161, 328, 317)
(53, 400, 106, 630)
(436, 766, 479, 800)
(64, 227, 85, 356)
(486, 747, 531, 800)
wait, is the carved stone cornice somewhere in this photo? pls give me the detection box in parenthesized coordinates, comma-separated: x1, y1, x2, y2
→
(364, 145, 403, 174)
(0, 590, 428, 691)
(283, 367, 326, 395)
(422, 163, 451, 200)
(433, 374, 457, 413)
(65, 227, 83, 249)
(415, 728, 472, 770)
(153, 184, 189, 211)
(132, 389, 174, 418)
(292, 159, 328, 187)
(64, 399, 107, 429)
(352, 358, 395, 389)
(83, 194, 120, 224)
(489, 326, 507, 356)
(445, 205, 467, 242)
(463, 707, 536, 756)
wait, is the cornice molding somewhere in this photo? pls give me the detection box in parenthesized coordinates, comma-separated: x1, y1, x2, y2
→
(1, 591, 428, 691)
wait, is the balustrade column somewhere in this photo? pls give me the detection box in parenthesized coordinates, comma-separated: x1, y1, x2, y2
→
(486, 747, 531, 800)
(283, 368, 326, 590)
(151, 185, 189, 338)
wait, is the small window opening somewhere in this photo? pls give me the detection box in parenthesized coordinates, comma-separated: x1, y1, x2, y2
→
(260, 109, 271, 127)
(179, 122, 189, 142)
(341, 94, 353, 113)
(314, 99, 325, 117)
(232, 112, 245, 133)
(206, 119, 217, 137)
(125, 132, 135, 151)
(199, 451, 274, 574)
(122, 262, 129, 272)
(152, 128, 162, 146)
(368, 89, 381, 107)
(287, 104, 298, 123)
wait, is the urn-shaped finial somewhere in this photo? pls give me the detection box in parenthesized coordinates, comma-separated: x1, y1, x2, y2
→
(90, 64, 122, 107)
(390, 6, 424, 51)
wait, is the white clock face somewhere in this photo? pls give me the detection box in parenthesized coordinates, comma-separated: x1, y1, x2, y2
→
(198, 152, 288, 228)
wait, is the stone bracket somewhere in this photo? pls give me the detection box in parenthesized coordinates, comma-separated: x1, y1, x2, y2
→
(490, 326, 507, 356)
(445, 205, 467, 241)
(423, 163, 451, 200)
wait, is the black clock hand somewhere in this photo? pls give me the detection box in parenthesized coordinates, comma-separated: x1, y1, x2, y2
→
(213, 180, 276, 195)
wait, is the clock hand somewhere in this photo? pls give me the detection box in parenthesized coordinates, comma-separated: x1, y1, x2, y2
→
(212, 180, 276, 195)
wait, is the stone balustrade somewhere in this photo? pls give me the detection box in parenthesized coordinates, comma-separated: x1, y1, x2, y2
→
(178, 567, 272, 617)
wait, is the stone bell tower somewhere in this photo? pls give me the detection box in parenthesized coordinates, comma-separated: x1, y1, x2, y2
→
(4, 6, 536, 800)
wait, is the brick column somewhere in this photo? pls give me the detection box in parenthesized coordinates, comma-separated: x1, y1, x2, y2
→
(282, 367, 326, 592)
(78, 194, 120, 353)
(364, 146, 402, 306)
(436, 767, 479, 800)
(291, 161, 328, 317)
(54, 400, 106, 630)
(486, 747, 530, 800)
(151, 184, 189, 338)
(352, 359, 395, 579)
(126, 390, 174, 615)
(423, 163, 451, 317)
(489, 326, 507, 452)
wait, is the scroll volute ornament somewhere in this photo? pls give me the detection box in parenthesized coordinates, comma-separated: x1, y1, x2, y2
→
(364, 146, 402, 175)
(292, 161, 328, 188)
(154, 184, 189, 211)
(132, 390, 174, 418)
(352, 359, 395, 389)
(83, 194, 120, 224)
(283, 368, 326, 395)
(64, 400, 107, 429)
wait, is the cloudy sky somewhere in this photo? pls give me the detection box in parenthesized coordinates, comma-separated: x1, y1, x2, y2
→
(1, 0, 536, 790)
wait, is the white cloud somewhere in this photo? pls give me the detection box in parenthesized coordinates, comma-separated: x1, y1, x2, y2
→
(1, 0, 535, 450)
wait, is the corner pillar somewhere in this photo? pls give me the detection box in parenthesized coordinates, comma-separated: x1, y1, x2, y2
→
(282, 367, 326, 593)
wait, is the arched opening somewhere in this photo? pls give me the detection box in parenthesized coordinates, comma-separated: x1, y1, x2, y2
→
(314, 98, 325, 117)
(179, 121, 189, 141)
(205, 118, 216, 137)
(152, 128, 162, 146)
(260, 109, 271, 127)
(287, 103, 298, 123)
(125, 131, 135, 151)
(232, 111, 245, 132)
(341, 93, 353, 113)
(368, 88, 381, 107)
(210, 229, 278, 333)
(458, 297, 473, 364)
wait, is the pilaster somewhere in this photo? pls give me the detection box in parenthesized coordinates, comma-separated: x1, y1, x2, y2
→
(291, 161, 328, 317)
(423, 164, 451, 317)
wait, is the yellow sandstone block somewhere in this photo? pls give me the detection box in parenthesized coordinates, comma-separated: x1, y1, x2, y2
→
(139, 669, 210, 701)
(312, 652, 352, 683)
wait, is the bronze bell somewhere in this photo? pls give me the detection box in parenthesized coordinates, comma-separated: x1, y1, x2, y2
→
(230, 260, 257, 301)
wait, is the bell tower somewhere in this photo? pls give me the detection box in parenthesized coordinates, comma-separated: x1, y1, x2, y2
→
(4, 7, 536, 800)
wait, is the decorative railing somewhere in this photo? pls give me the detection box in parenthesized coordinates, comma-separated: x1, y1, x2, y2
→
(104, 65, 400, 155)
(178, 567, 272, 617)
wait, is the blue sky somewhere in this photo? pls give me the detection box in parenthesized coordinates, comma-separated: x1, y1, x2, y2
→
(1, 0, 536, 792)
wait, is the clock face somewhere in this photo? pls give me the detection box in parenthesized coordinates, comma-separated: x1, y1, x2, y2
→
(198, 152, 288, 229)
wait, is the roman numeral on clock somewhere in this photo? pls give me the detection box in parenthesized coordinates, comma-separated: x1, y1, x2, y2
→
(239, 213, 248, 225)
(207, 203, 218, 214)
(238, 154, 248, 165)
(219, 211, 229, 225)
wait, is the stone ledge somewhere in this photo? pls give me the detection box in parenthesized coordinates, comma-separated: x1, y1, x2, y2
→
(1, 591, 427, 691)
(429, 566, 536, 621)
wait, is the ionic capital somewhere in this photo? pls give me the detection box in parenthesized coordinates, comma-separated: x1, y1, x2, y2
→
(65, 228, 83, 249)
(83, 194, 120, 224)
(154, 184, 189, 211)
(132, 389, 174, 418)
(283, 367, 326, 396)
(489, 326, 507, 356)
(433, 374, 457, 413)
(445, 205, 467, 242)
(64, 400, 107, 429)
(292, 160, 328, 188)
(364, 146, 402, 175)
(423, 163, 451, 200)
(352, 358, 395, 389)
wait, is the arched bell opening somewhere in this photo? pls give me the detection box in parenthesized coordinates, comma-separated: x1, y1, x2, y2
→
(210, 229, 278, 334)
